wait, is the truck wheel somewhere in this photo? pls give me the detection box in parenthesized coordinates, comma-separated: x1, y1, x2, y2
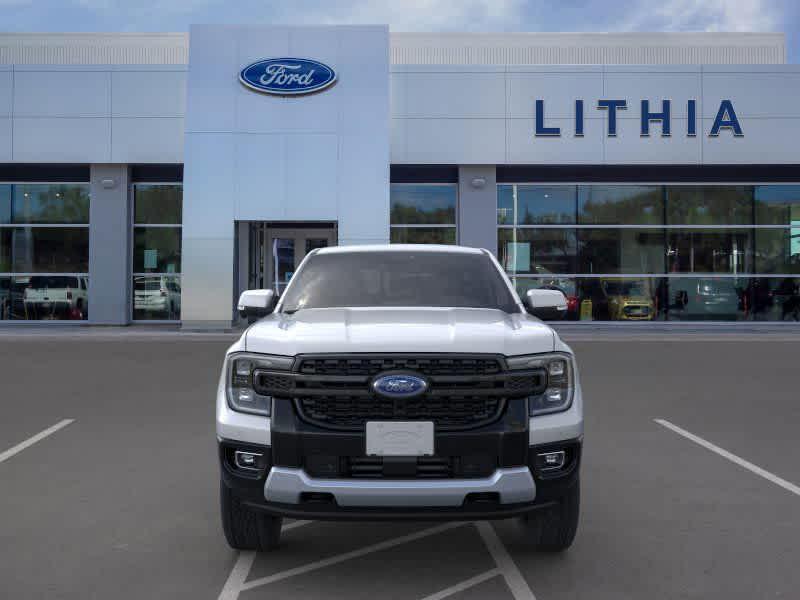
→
(519, 481, 579, 552)
(220, 480, 282, 551)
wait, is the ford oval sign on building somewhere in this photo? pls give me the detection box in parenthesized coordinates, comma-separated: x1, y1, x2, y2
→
(239, 58, 337, 96)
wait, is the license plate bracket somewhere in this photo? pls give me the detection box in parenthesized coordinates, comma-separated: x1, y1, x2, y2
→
(365, 421, 434, 457)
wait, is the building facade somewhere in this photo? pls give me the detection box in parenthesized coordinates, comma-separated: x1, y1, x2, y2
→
(0, 28, 798, 326)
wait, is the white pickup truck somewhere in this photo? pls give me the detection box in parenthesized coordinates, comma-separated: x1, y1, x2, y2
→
(217, 245, 583, 552)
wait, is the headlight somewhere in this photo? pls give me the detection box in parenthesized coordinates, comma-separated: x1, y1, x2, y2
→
(507, 352, 575, 416)
(225, 353, 293, 416)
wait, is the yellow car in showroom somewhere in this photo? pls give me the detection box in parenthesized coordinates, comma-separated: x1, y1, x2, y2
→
(600, 279, 655, 321)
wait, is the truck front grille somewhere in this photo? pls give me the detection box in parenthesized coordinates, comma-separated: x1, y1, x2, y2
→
(253, 353, 546, 432)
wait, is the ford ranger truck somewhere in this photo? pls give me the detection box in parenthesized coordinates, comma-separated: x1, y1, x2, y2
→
(217, 245, 583, 552)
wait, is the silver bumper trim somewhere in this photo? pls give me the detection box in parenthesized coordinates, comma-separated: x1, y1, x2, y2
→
(264, 466, 536, 507)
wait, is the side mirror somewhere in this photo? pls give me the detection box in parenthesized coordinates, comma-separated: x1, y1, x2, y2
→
(237, 289, 277, 321)
(523, 289, 568, 321)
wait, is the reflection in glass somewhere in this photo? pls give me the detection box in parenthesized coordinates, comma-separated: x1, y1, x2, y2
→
(390, 184, 456, 225)
(753, 277, 800, 321)
(497, 185, 575, 225)
(133, 227, 181, 273)
(390, 227, 456, 244)
(134, 185, 183, 225)
(273, 238, 295, 292)
(578, 278, 665, 321)
(3, 184, 90, 224)
(498, 229, 577, 274)
(1, 228, 89, 273)
(666, 229, 752, 274)
(754, 185, 800, 225)
(578, 229, 664, 274)
(0, 275, 89, 320)
(305, 238, 328, 254)
(514, 277, 579, 320)
(578, 185, 663, 225)
(666, 277, 746, 321)
(133, 275, 181, 320)
(666, 186, 752, 225)
(755, 228, 800, 274)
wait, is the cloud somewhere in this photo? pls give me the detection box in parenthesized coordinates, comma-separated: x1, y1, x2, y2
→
(621, 0, 781, 32)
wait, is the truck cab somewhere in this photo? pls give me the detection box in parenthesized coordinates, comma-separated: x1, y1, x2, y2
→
(217, 245, 583, 552)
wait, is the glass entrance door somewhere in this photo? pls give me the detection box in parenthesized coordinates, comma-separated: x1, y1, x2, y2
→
(250, 225, 336, 295)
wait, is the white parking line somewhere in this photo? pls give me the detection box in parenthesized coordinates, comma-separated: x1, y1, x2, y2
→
(0, 419, 75, 464)
(239, 521, 466, 592)
(655, 418, 800, 497)
(217, 520, 311, 600)
(476, 522, 537, 600)
(418, 568, 501, 600)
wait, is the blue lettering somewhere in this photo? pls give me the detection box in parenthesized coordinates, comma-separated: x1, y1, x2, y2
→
(687, 100, 697, 136)
(597, 100, 627, 136)
(575, 100, 584, 137)
(535, 100, 560, 136)
(709, 99, 743, 136)
(641, 99, 671, 137)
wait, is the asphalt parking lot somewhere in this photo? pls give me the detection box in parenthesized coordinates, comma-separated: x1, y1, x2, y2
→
(1, 330, 799, 599)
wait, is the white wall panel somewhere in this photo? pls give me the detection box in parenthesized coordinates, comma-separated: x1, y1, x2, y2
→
(402, 72, 505, 118)
(182, 132, 235, 238)
(234, 134, 286, 221)
(13, 117, 110, 162)
(337, 134, 389, 241)
(506, 117, 604, 164)
(404, 118, 504, 164)
(506, 71, 603, 119)
(184, 26, 238, 133)
(702, 72, 800, 118)
(14, 70, 109, 117)
(111, 117, 183, 162)
(286, 134, 338, 221)
(606, 118, 701, 164)
(0, 69, 11, 117)
(604, 70, 701, 118)
(112, 70, 185, 116)
(0, 118, 11, 160)
(702, 118, 798, 164)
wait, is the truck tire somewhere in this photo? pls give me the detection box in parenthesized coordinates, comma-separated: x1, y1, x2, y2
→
(519, 481, 579, 552)
(220, 480, 282, 551)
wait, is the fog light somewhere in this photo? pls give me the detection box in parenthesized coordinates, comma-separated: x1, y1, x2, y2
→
(234, 450, 262, 471)
(536, 450, 566, 472)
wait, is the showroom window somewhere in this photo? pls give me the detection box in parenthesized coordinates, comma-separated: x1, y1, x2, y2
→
(390, 184, 457, 244)
(0, 183, 90, 321)
(132, 184, 182, 321)
(497, 184, 800, 321)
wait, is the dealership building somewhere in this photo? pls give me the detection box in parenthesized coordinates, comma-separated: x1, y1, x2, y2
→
(0, 27, 798, 327)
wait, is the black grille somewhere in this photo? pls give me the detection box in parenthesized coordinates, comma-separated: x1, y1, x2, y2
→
(348, 457, 453, 478)
(252, 354, 546, 432)
(303, 454, 497, 479)
(297, 395, 503, 431)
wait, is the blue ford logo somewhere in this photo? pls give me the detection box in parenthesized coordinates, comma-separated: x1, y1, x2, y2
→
(239, 58, 337, 96)
(372, 374, 428, 399)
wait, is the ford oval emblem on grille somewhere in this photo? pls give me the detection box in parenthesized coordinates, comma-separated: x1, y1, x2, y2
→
(372, 373, 428, 399)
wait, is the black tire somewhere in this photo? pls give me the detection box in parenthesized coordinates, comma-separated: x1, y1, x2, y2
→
(220, 480, 282, 551)
(518, 481, 579, 552)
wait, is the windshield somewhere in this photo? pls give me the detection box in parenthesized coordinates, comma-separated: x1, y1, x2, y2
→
(280, 251, 519, 313)
(604, 281, 647, 296)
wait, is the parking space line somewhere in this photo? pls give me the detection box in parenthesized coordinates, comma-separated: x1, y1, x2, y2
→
(239, 522, 466, 592)
(655, 418, 800, 497)
(0, 419, 75, 464)
(418, 568, 501, 600)
(217, 520, 311, 600)
(476, 522, 537, 600)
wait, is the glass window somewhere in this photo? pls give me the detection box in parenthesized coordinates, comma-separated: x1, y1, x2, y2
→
(498, 185, 575, 225)
(132, 184, 182, 321)
(748, 277, 800, 321)
(1, 228, 89, 273)
(666, 229, 753, 274)
(666, 277, 747, 321)
(755, 185, 800, 225)
(578, 229, 665, 274)
(498, 229, 577, 275)
(134, 185, 182, 225)
(390, 184, 457, 245)
(578, 185, 663, 225)
(2, 184, 90, 224)
(133, 227, 181, 273)
(755, 228, 800, 274)
(666, 186, 752, 225)
(133, 275, 181, 320)
(513, 277, 579, 320)
(390, 227, 456, 244)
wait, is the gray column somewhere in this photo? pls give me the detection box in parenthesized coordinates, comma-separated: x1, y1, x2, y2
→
(458, 166, 497, 256)
(88, 164, 130, 325)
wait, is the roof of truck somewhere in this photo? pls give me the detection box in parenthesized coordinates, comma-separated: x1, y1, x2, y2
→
(316, 244, 485, 255)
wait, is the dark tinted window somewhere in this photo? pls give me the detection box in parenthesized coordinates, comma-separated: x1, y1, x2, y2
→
(280, 251, 519, 312)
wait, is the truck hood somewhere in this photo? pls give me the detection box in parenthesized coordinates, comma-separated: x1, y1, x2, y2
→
(244, 307, 555, 356)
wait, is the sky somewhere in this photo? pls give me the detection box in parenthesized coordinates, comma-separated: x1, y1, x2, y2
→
(0, 0, 797, 62)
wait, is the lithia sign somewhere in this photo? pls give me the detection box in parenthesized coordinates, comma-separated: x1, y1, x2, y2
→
(535, 99, 743, 138)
